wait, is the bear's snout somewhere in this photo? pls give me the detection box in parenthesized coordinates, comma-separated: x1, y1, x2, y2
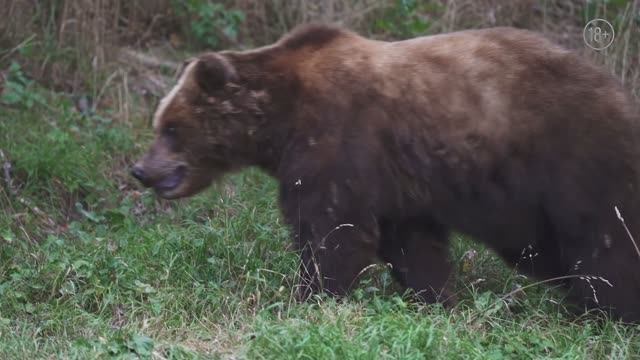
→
(131, 164, 151, 188)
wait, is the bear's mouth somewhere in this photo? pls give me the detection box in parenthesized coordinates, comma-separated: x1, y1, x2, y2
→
(154, 165, 186, 195)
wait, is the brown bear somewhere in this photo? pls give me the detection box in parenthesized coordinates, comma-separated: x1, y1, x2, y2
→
(131, 24, 640, 322)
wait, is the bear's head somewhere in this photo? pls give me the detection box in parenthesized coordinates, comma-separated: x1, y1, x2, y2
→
(131, 53, 269, 199)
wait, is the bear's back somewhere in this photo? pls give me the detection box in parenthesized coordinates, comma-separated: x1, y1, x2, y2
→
(302, 27, 632, 135)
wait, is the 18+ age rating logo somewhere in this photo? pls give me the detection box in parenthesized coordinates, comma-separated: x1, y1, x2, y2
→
(583, 18, 615, 51)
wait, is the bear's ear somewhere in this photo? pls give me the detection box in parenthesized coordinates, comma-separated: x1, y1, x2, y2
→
(173, 57, 197, 79)
(193, 53, 237, 94)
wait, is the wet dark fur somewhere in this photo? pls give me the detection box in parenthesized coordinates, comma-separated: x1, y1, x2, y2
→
(140, 25, 640, 322)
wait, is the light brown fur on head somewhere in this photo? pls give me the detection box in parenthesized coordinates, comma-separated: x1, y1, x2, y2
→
(132, 52, 267, 199)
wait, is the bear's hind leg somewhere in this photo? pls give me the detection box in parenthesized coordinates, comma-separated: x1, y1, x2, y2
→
(564, 244, 640, 322)
(379, 218, 455, 306)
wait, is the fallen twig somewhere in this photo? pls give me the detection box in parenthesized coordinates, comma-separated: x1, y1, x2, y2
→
(118, 48, 180, 72)
(0, 34, 36, 63)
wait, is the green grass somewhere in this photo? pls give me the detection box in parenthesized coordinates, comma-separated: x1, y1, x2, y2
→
(1, 86, 640, 359)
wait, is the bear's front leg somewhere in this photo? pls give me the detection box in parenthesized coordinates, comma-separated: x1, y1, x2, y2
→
(293, 217, 381, 300)
(279, 183, 381, 299)
(379, 217, 455, 306)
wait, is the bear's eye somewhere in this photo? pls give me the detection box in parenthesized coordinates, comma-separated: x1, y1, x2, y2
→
(164, 125, 177, 136)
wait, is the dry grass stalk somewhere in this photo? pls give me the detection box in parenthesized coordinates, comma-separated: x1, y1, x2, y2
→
(615, 206, 640, 261)
(0, 149, 15, 196)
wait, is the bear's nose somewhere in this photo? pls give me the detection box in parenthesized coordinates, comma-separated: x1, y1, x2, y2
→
(131, 165, 151, 187)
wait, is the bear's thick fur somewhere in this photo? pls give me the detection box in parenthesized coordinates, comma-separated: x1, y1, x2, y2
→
(132, 25, 640, 321)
